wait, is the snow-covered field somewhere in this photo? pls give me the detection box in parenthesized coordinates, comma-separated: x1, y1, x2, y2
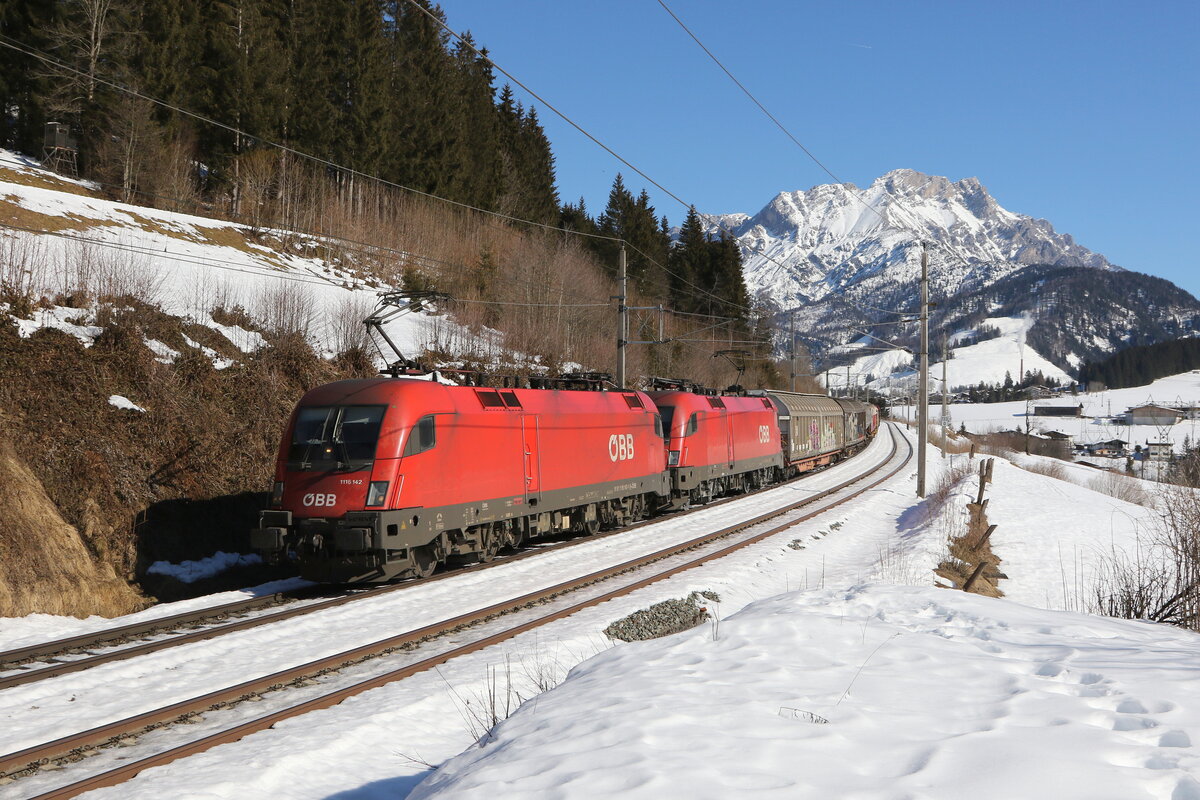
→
(894, 371, 1200, 455)
(827, 314, 1074, 394)
(3, 426, 1197, 800)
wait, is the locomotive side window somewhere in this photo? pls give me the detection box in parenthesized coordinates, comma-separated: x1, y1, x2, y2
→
(684, 413, 699, 436)
(654, 413, 664, 438)
(288, 405, 386, 470)
(658, 407, 675, 436)
(403, 415, 437, 456)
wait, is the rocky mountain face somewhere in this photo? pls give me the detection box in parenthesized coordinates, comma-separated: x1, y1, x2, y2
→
(704, 171, 1199, 378)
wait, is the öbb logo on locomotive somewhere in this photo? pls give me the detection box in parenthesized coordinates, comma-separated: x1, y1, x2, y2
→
(608, 433, 635, 462)
(250, 379, 879, 584)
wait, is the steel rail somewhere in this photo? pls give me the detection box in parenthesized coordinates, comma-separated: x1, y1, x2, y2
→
(0, 437, 874, 691)
(0, 591, 305, 668)
(8, 425, 907, 797)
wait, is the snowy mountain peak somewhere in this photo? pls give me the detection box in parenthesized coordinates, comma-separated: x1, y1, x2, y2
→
(699, 170, 1200, 388)
(708, 170, 1117, 312)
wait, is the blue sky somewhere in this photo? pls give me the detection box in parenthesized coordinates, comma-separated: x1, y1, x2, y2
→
(439, 1, 1199, 296)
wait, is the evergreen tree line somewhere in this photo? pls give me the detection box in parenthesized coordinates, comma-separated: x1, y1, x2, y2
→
(0, 0, 769, 379)
(0, 0, 558, 222)
(957, 369, 1065, 404)
(1079, 338, 1200, 391)
(562, 178, 756, 329)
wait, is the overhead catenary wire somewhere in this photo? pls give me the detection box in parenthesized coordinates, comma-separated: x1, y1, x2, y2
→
(654, 1, 1015, 314)
(0, 32, 774, 327)
(0, 24, 893, 355)
(0, 32, 621, 244)
(401, 4, 780, 323)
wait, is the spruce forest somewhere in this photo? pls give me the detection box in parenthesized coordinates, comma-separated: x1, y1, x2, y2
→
(0, 0, 779, 388)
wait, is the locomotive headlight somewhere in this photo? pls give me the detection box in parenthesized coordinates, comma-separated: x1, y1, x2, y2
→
(366, 481, 389, 507)
(668, 450, 680, 467)
(271, 481, 285, 507)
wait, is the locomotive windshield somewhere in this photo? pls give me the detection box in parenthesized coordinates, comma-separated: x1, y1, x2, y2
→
(288, 405, 386, 470)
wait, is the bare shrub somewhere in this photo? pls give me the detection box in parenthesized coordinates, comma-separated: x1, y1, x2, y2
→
(1023, 460, 1068, 481)
(1092, 485, 1200, 629)
(94, 244, 165, 305)
(1090, 470, 1153, 507)
(182, 271, 219, 323)
(0, 235, 49, 316)
(929, 426, 972, 455)
(324, 293, 374, 355)
(256, 280, 317, 339)
(924, 461, 975, 522)
(57, 238, 102, 305)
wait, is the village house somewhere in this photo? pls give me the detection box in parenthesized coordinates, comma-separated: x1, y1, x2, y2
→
(1123, 404, 1184, 426)
(1043, 430, 1074, 449)
(1147, 441, 1173, 462)
(1085, 439, 1129, 457)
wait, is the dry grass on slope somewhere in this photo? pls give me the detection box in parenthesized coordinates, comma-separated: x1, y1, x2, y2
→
(0, 439, 146, 618)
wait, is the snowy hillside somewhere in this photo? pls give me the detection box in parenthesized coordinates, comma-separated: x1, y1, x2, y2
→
(0, 149, 470, 365)
(826, 315, 1075, 394)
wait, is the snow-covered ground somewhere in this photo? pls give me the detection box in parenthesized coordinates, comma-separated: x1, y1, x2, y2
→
(826, 315, 1074, 394)
(894, 371, 1200, 455)
(4, 426, 1196, 800)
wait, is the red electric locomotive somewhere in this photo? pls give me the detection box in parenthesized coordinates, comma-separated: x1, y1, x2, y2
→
(648, 390, 785, 508)
(251, 378, 669, 582)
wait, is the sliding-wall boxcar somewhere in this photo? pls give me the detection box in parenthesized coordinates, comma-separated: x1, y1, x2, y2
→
(251, 379, 669, 582)
(756, 390, 850, 474)
(834, 397, 874, 452)
(648, 390, 785, 507)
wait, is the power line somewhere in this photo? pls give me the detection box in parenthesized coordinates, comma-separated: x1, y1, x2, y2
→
(404, 3, 772, 322)
(0, 221, 608, 311)
(0, 24, 894, 347)
(654, 0, 854, 200)
(0, 32, 620, 244)
(654, 2, 1012, 312)
(405, 0, 692, 214)
(0, 31, 772, 326)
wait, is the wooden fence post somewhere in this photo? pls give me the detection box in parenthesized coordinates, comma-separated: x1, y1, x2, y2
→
(963, 561, 989, 592)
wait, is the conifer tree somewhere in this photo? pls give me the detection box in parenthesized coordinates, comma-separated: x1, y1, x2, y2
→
(451, 35, 501, 208)
(0, 1, 57, 151)
(669, 206, 710, 313)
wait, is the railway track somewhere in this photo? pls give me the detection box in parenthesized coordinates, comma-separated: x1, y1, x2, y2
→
(0, 472, 784, 691)
(0, 432, 878, 691)
(3, 424, 908, 799)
